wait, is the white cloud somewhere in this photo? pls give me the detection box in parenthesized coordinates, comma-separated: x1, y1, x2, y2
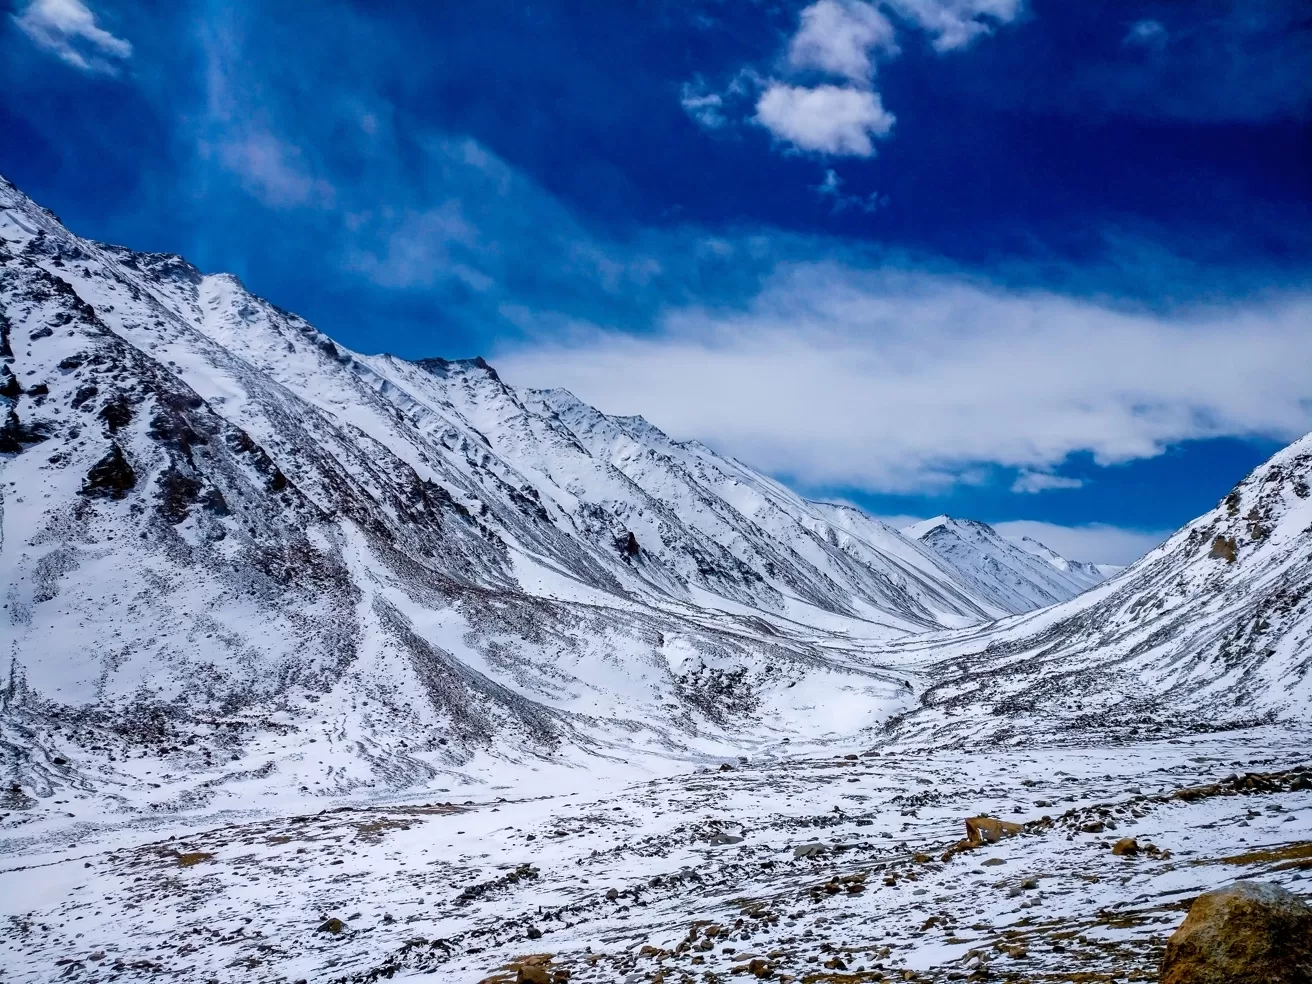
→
(991, 520, 1167, 566)
(212, 131, 336, 209)
(680, 78, 727, 129)
(1010, 470, 1084, 494)
(1123, 19, 1167, 48)
(12, 0, 131, 73)
(815, 167, 886, 213)
(755, 84, 895, 156)
(495, 264, 1312, 492)
(788, 0, 898, 83)
(684, 0, 1021, 159)
(882, 0, 1023, 52)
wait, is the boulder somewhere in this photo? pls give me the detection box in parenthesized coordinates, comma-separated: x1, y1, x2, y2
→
(942, 816, 1024, 860)
(709, 831, 744, 846)
(1112, 837, 1139, 856)
(967, 816, 1023, 844)
(1160, 881, 1312, 984)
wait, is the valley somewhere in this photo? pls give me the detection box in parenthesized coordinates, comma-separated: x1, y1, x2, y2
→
(2, 174, 1310, 983)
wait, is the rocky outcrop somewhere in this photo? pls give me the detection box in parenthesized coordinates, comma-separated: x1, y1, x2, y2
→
(1160, 881, 1312, 984)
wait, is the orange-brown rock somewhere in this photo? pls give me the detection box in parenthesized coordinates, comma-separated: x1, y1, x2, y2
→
(1112, 837, 1139, 856)
(1160, 881, 1312, 984)
(967, 816, 1024, 843)
(942, 816, 1024, 860)
(1209, 535, 1237, 563)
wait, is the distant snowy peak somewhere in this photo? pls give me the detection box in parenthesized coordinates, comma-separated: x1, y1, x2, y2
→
(1008, 533, 1123, 579)
(902, 515, 1112, 614)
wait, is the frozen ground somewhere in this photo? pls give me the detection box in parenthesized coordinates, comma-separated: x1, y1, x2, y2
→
(3, 726, 1309, 983)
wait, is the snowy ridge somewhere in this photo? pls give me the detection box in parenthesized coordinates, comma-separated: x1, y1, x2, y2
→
(905, 514, 1114, 614)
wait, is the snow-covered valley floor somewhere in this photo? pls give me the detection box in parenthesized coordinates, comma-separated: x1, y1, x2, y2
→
(3, 727, 1309, 983)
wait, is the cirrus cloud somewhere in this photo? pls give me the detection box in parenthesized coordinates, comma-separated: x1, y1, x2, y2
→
(11, 0, 131, 73)
(1010, 471, 1084, 494)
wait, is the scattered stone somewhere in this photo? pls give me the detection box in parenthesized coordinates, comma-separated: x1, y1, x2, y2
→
(316, 917, 347, 934)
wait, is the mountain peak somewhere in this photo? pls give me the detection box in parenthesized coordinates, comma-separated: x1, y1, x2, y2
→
(903, 514, 1112, 614)
(414, 354, 502, 382)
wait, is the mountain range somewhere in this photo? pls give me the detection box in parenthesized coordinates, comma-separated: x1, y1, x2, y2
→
(1, 174, 1308, 819)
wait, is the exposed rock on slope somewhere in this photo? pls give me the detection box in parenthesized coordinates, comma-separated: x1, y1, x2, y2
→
(1160, 881, 1312, 984)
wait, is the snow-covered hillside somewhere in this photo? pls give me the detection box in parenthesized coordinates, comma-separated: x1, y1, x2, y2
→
(0, 175, 1106, 814)
(3, 171, 1307, 829)
(904, 515, 1115, 614)
(882, 435, 1312, 746)
(3, 177, 1311, 984)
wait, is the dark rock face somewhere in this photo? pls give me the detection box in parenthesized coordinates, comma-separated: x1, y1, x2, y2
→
(0, 406, 50, 451)
(1160, 881, 1312, 984)
(80, 443, 136, 499)
(1209, 535, 1238, 563)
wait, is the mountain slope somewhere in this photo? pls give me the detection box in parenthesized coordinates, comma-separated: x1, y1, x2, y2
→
(881, 437, 1312, 746)
(905, 514, 1114, 614)
(1, 175, 997, 812)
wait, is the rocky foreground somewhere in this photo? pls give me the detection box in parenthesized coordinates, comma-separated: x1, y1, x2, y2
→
(2, 726, 1309, 983)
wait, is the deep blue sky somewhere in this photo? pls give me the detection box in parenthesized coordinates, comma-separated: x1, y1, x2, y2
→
(3, 0, 1309, 561)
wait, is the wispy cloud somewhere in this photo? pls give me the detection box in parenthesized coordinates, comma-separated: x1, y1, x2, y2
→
(1123, 19, 1166, 49)
(1010, 470, 1084, 494)
(991, 520, 1166, 566)
(12, 0, 131, 73)
(815, 168, 886, 212)
(680, 78, 728, 130)
(209, 131, 336, 209)
(495, 265, 1312, 492)
(882, 0, 1024, 52)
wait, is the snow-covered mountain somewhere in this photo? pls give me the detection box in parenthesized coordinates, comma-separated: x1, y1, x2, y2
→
(904, 515, 1117, 614)
(882, 435, 1312, 746)
(0, 175, 1108, 809)
(3, 173, 1305, 823)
